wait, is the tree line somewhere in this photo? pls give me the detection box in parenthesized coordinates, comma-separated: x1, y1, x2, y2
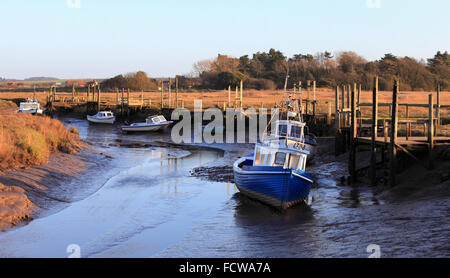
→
(100, 50, 449, 92)
(193, 49, 449, 91)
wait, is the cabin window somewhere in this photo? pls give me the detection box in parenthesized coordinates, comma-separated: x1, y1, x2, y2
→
(291, 126, 302, 139)
(289, 155, 300, 169)
(278, 124, 288, 137)
(263, 154, 271, 166)
(274, 152, 286, 166)
(298, 155, 306, 171)
(254, 151, 261, 165)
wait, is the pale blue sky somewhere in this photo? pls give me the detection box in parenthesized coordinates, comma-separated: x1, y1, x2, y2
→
(0, 0, 449, 79)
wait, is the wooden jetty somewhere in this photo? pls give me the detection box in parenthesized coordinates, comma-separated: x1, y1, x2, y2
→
(332, 78, 450, 187)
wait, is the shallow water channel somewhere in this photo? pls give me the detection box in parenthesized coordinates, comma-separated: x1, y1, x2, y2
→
(0, 118, 448, 258)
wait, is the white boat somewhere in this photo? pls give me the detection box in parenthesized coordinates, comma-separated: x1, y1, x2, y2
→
(87, 111, 116, 124)
(121, 115, 173, 132)
(14, 99, 43, 115)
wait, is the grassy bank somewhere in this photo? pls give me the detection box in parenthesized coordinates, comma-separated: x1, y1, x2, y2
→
(0, 100, 82, 229)
(0, 114, 81, 170)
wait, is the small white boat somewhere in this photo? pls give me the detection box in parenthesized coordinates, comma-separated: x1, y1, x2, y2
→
(14, 99, 43, 115)
(121, 115, 173, 132)
(87, 111, 116, 124)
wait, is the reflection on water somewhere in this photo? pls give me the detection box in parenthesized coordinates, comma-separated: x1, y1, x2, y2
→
(0, 117, 447, 258)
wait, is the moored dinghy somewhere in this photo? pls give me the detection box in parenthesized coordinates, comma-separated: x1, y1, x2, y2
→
(87, 111, 116, 124)
(121, 115, 173, 133)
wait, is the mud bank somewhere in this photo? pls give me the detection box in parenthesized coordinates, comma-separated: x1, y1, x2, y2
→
(0, 145, 113, 230)
(0, 184, 33, 230)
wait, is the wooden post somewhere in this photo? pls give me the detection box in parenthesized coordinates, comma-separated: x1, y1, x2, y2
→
(97, 85, 101, 112)
(428, 94, 434, 150)
(389, 80, 399, 187)
(358, 84, 361, 106)
(298, 81, 302, 97)
(306, 80, 311, 114)
(228, 85, 231, 107)
(384, 120, 388, 143)
(370, 77, 379, 187)
(341, 85, 345, 127)
(313, 80, 316, 101)
(87, 85, 90, 102)
(168, 78, 171, 109)
(121, 88, 124, 116)
(160, 80, 164, 110)
(235, 86, 238, 108)
(327, 101, 332, 125)
(72, 84, 75, 102)
(335, 86, 340, 130)
(347, 84, 351, 126)
(240, 80, 243, 108)
(347, 84, 351, 112)
(349, 82, 357, 183)
(127, 88, 130, 116)
(436, 83, 440, 133)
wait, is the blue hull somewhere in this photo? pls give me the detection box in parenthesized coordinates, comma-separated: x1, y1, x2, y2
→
(233, 158, 314, 209)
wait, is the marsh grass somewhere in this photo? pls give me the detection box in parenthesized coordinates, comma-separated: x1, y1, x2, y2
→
(0, 110, 81, 170)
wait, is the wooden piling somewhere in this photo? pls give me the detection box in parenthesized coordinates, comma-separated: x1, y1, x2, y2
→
(235, 86, 238, 108)
(436, 83, 440, 132)
(97, 85, 101, 112)
(313, 80, 316, 101)
(349, 82, 357, 183)
(306, 80, 311, 114)
(327, 102, 332, 125)
(357, 84, 361, 106)
(227, 85, 230, 107)
(335, 86, 340, 130)
(168, 78, 172, 109)
(240, 80, 243, 108)
(428, 94, 434, 150)
(160, 80, 164, 110)
(389, 80, 399, 187)
(370, 76, 379, 187)
(72, 84, 75, 102)
(341, 85, 345, 127)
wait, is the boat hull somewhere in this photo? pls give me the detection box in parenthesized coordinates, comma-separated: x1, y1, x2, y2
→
(15, 109, 43, 115)
(233, 157, 313, 210)
(87, 116, 115, 124)
(121, 122, 171, 132)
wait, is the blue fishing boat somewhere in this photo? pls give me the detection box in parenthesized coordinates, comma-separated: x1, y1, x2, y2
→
(233, 120, 315, 210)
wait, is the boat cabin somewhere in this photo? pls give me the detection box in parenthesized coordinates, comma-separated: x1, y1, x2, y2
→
(19, 101, 40, 112)
(274, 120, 305, 142)
(253, 144, 308, 172)
(146, 116, 168, 124)
(96, 111, 114, 118)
